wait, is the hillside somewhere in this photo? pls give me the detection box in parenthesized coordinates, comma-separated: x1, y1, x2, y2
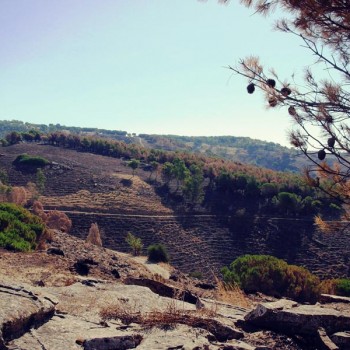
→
(138, 134, 306, 172)
(0, 142, 348, 281)
(0, 120, 304, 172)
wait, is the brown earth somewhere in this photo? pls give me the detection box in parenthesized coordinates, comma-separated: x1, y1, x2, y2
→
(1, 143, 350, 280)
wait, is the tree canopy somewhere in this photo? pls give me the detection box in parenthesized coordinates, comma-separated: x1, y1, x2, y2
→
(230, 0, 350, 220)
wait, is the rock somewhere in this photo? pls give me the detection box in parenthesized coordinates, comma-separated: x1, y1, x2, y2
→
(244, 299, 350, 336)
(125, 277, 198, 304)
(80, 258, 98, 266)
(317, 327, 339, 350)
(47, 247, 65, 256)
(111, 268, 120, 279)
(0, 282, 55, 346)
(195, 282, 216, 290)
(83, 334, 143, 350)
(73, 258, 97, 276)
(320, 294, 350, 304)
(81, 279, 98, 287)
(218, 341, 256, 350)
(331, 331, 350, 350)
(193, 318, 244, 342)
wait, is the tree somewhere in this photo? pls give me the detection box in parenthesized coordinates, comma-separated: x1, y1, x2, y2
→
(128, 159, 140, 177)
(230, 0, 350, 222)
(36, 168, 46, 194)
(161, 162, 175, 185)
(5, 131, 22, 145)
(125, 232, 143, 256)
(149, 161, 159, 181)
(273, 192, 302, 215)
(183, 164, 204, 204)
(172, 158, 190, 191)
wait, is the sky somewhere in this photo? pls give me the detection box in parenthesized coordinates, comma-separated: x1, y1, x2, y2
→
(0, 0, 313, 146)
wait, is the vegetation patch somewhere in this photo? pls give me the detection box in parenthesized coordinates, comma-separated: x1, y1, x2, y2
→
(147, 243, 169, 263)
(0, 203, 45, 251)
(13, 154, 50, 168)
(221, 254, 320, 302)
(320, 278, 350, 297)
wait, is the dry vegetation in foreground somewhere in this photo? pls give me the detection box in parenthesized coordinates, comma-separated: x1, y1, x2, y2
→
(214, 276, 251, 309)
(99, 298, 229, 340)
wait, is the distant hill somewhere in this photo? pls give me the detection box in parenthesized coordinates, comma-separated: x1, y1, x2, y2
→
(0, 120, 305, 172)
(137, 134, 306, 172)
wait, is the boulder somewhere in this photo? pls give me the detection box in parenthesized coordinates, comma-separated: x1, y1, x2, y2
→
(0, 282, 56, 347)
(47, 247, 65, 256)
(317, 327, 339, 350)
(244, 299, 350, 336)
(124, 277, 198, 304)
(83, 334, 143, 350)
(320, 294, 350, 304)
(331, 331, 350, 350)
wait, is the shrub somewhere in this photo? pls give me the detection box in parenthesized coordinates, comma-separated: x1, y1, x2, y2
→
(189, 271, 203, 279)
(147, 243, 169, 263)
(0, 202, 45, 251)
(320, 278, 350, 297)
(335, 279, 350, 297)
(86, 223, 102, 247)
(125, 232, 143, 256)
(13, 154, 50, 167)
(0, 169, 8, 185)
(221, 255, 320, 302)
(8, 186, 27, 206)
(45, 210, 72, 232)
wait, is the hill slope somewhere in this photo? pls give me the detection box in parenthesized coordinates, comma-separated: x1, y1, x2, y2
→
(0, 120, 304, 172)
(0, 143, 348, 280)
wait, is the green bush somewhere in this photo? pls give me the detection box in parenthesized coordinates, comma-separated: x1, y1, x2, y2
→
(13, 154, 50, 167)
(147, 243, 169, 263)
(335, 279, 350, 297)
(0, 203, 45, 252)
(221, 255, 320, 302)
(189, 271, 203, 279)
(125, 232, 143, 256)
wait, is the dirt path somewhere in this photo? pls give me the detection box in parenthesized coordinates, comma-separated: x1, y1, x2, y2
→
(43, 209, 318, 222)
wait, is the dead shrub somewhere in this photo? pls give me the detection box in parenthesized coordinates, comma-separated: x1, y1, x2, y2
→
(86, 222, 102, 247)
(100, 302, 142, 325)
(9, 186, 27, 205)
(36, 239, 47, 251)
(32, 200, 47, 221)
(32, 201, 71, 233)
(100, 299, 221, 335)
(26, 182, 39, 203)
(45, 210, 72, 232)
(40, 228, 54, 243)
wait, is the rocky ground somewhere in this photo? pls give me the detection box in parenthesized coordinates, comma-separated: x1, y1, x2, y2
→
(1, 231, 350, 350)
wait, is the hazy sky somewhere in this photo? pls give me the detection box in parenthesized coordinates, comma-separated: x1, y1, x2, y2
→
(0, 0, 312, 146)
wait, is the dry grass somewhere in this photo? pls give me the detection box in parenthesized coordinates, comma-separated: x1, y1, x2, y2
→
(99, 298, 237, 342)
(214, 276, 251, 308)
(40, 174, 172, 214)
(100, 298, 216, 330)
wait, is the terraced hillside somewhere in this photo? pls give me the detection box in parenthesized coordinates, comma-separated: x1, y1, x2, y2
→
(1, 143, 349, 279)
